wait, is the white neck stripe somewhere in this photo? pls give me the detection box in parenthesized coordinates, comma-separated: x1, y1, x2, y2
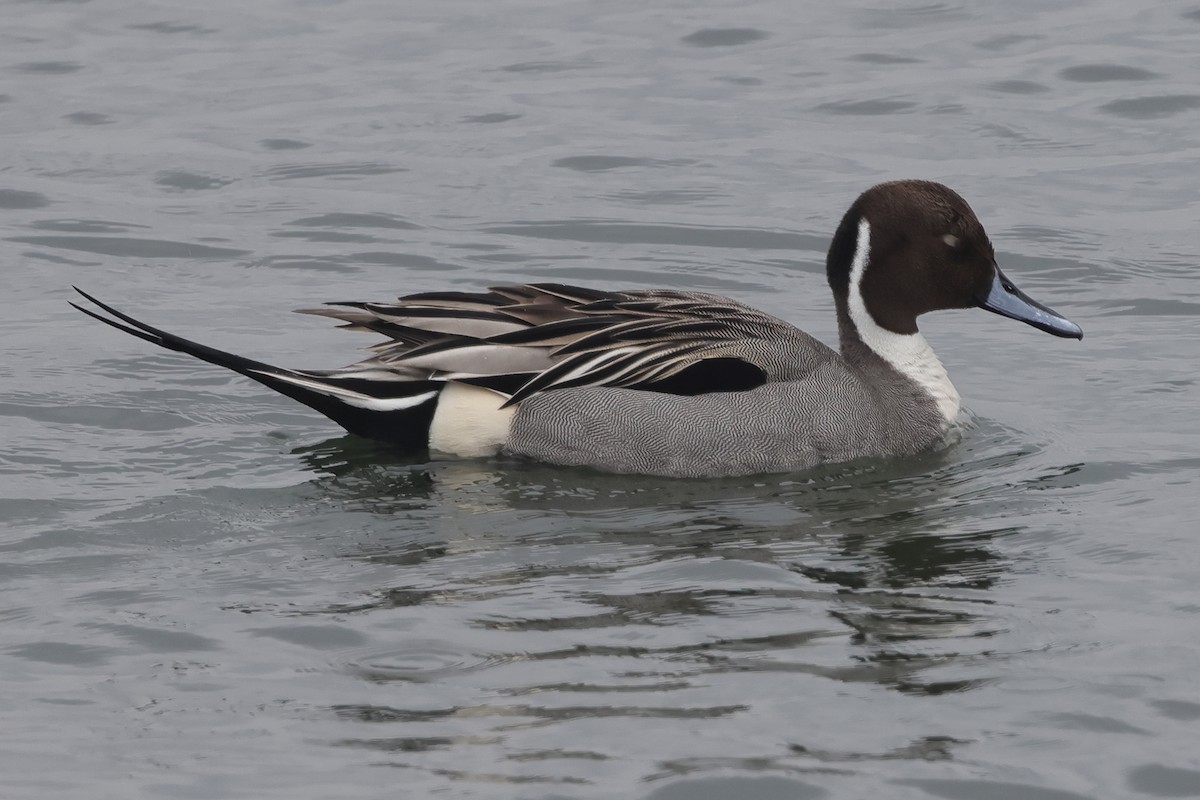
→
(847, 218, 960, 425)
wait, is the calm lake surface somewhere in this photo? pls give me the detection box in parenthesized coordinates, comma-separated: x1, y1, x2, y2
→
(3, 0, 1199, 797)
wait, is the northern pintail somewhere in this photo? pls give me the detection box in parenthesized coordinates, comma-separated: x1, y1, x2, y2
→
(72, 180, 1082, 477)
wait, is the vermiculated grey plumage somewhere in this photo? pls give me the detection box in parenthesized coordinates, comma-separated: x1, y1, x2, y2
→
(505, 357, 944, 477)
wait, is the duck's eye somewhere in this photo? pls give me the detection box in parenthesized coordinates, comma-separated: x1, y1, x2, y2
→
(942, 233, 961, 248)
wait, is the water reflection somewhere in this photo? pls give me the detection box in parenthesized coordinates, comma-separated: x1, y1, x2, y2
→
(290, 429, 1031, 769)
(295, 434, 1013, 594)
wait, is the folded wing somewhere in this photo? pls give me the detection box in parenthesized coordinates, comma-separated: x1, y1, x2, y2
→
(300, 282, 833, 404)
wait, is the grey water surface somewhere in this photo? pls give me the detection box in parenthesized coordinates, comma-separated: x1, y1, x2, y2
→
(2, 0, 1199, 798)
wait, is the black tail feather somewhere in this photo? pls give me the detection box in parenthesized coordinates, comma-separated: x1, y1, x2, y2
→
(70, 288, 438, 449)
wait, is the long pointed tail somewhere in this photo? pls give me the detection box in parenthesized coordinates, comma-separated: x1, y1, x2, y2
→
(70, 288, 440, 449)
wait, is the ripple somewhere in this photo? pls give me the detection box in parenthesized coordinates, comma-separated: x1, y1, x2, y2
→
(251, 624, 369, 650)
(716, 75, 763, 85)
(72, 588, 161, 606)
(331, 700, 748, 738)
(250, 255, 357, 274)
(552, 156, 695, 172)
(975, 33, 1042, 50)
(258, 138, 311, 150)
(8, 641, 117, 666)
(507, 702, 746, 723)
(461, 112, 521, 124)
(63, 111, 113, 125)
(0, 189, 50, 209)
(605, 189, 721, 206)
(1148, 699, 1200, 721)
(500, 61, 591, 73)
(87, 623, 220, 653)
(365, 252, 465, 270)
(272, 230, 381, 244)
(1060, 64, 1160, 82)
(1099, 95, 1200, 119)
(500, 679, 693, 695)
(0, 401, 191, 432)
(6, 235, 248, 258)
(850, 53, 924, 64)
(986, 80, 1050, 94)
(287, 212, 420, 230)
(155, 170, 234, 191)
(11, 61, 83, 75)
(483, 220, 822, 251)
(1095, 298, 1200, 317)
(29, 218, 146, 233)
(648, 776, 827, 800)
(508, 748, 609, 761)
(895, 778, 1093, 800)
(1127, 765, 1200, 797)
(1040, 711, 1150, 735)
(262, 162, 406, 180)
(680, 28, 769, 47)
(860, 3, 967, 29)
(790, 735, 966, 763)
(815, 99, 917, 115)
(334, 735, 467, 752)
(332, 705, 459, 723)
(126, 21, 214, 34)
(349, 642, 502, 682)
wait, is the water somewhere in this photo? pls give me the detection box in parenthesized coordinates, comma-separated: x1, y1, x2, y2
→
(3, 0, 1199, 797)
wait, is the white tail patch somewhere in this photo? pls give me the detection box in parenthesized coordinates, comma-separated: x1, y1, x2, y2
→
(429, 382, 515, 457)
(344, 390, 438, 411)
(848, 218, 961, 425)
(248, 369, 437, 411)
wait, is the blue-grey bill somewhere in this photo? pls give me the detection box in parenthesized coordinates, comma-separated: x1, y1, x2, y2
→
(977, 268, 1083, 339)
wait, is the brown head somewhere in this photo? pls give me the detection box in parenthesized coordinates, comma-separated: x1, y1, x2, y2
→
(826, 180, 1082, 339)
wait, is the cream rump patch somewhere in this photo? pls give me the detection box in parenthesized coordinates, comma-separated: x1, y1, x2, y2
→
(429, 382, 515, 457)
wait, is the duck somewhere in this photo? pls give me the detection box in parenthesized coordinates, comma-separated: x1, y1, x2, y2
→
(71, 180, 1082, 478)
